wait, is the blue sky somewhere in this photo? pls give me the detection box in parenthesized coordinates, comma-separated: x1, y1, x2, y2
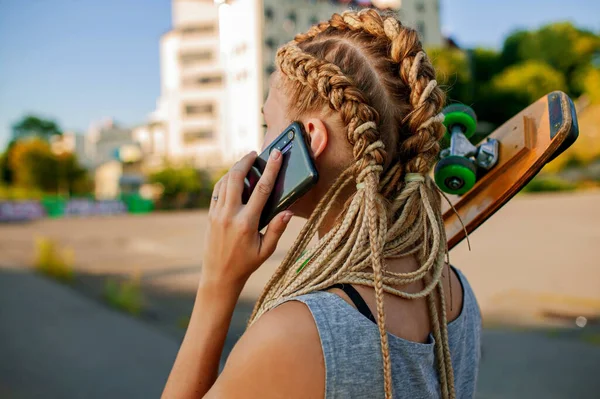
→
(0, 0, 599, 150)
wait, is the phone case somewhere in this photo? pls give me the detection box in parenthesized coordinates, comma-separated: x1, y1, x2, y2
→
(243, 122, 319, 230)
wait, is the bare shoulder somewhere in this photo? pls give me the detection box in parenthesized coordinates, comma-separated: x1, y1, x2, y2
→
(206, 300, 325, 399)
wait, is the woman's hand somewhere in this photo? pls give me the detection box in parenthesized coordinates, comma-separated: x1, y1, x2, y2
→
(163, 150, 291, 398)
(202, 149, 293, 290)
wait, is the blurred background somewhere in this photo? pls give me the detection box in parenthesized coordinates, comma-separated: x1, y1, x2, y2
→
(0, 0, 599, 398)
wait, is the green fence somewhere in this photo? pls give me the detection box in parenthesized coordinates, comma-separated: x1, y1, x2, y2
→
(120, 194, 154, 214)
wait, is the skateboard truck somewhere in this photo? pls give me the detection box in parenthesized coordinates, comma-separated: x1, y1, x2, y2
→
(435, 104, 499, 195)
(441, 126, 499, 170)
(442, 91, 579, 250)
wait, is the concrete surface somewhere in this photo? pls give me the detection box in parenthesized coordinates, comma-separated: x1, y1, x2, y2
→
(0, 269, 178, 399)
(1, 191, 600, 398)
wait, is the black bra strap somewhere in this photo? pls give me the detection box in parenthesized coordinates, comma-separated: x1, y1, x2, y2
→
(329, 284, 376, 324)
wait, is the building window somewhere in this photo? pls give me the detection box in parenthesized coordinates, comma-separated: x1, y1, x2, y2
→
(310, 15, 319, 26)
(265, 64, 276, 76)
(265, 7, 274, 21)
(184, 103, 215, 116)
(183, 130, 213, 143)
(183, 74, 223, 87)
(265, 37, 276, 49)
(180, 51, 213, 65)
(416, 21, 426, 40)
(180, 24, 216, 35)
(416, 2, 425, 12)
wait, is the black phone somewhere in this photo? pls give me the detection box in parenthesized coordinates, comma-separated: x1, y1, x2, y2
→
(242, 122, 319, 230)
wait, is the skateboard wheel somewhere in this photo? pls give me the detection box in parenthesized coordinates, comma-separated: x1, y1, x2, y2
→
(443, 104, 477, 140)
(434, 156, 477, 195)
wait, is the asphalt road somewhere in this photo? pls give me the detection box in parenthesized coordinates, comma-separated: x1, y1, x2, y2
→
(1, 191, 599, 398)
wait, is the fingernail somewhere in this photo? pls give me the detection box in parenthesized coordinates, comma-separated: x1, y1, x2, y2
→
(282, 211, 293, 223)
(271, 149, 281, 160)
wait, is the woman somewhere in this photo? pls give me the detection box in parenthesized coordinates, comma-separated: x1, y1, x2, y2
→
(163, 8, 481, 399)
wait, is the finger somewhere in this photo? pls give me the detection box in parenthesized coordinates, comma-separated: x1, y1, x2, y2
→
(226, 152, 258, 208)
(246, 149, 283, 217)
(259, 211, 293, 260)
(209, 177, 224, 213)
(217, 173, 229, 208)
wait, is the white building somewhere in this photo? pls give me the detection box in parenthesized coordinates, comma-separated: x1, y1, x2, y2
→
(132, 118, 168, 171)
(260, 0, 442, 96)
(148, 0, 226, 169)
(221, 0, 443, 165)
(50, 131, 87, 162)
(82, 119, 146, 199)
(146, 0, 442, 169)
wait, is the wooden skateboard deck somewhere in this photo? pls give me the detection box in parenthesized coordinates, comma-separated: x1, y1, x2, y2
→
(442, 91, 579, 250)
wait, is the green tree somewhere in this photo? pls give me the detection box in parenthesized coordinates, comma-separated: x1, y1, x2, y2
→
(480, 61, 567, 124)
(149, 165, 201, 198)
(427, 47, 473, 104)
(10, 139, 59, 191)
(8, 138, 89, 195)
(0, 151, 7, 184)
(500, 23, 600, 96)
(492, 60, 567, 103)
(574, 66, 600, 104)
(1, 140, 18, 184)
(149, 164, 215, 209)
(12, 115, 62, 141)
(471, 48, 503, 85)
(60, 153, 91, 195)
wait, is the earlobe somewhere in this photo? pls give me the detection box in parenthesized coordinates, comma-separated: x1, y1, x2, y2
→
(305, 119, 328, 158)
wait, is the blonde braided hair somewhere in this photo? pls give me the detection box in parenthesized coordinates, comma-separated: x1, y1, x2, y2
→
(249, 9, 454, 399)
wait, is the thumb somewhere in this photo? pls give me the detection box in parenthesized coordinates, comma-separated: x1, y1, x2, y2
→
(260, 211, 293, 260)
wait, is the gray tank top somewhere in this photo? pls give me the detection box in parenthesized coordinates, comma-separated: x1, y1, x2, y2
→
(283, 268, 481, 398)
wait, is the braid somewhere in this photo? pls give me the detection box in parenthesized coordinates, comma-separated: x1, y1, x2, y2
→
(250, 8, 454, 399)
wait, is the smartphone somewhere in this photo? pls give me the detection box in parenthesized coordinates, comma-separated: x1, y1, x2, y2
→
(242, 122, 319, 230)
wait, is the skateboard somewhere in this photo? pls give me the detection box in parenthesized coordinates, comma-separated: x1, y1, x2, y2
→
(436, 91, 579, 250)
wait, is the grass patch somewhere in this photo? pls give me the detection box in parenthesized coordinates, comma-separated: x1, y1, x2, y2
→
(104, 271, 144, 316)
(177, 316, 191, 330)
(34, 237, 74, 282)
(581, 333, 600, 347)
(521, 175, 578, 193)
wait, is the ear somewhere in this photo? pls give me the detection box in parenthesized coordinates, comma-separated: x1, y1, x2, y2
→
(304, 118, 328, 158)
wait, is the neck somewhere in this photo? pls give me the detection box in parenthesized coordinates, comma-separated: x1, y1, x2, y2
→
(317, 211, 338, 239)
(315, 183, 355, 239)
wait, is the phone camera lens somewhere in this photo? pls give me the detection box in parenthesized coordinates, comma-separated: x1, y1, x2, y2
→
(287, 131, 294, 140)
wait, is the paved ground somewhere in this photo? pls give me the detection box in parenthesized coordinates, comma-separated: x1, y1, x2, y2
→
(477, 327, 600, 399)
(0, 269, 178, 399)
(1, 268, 598, 399)
(1, 191, 599, 398)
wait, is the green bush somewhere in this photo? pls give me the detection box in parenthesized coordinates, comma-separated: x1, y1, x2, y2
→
(562, 155, 586, 170)
(121, 193, 154, 214)
(34, 237, 74, 282)
(0, 184, 45, 200)
(522, 175, 578, 193)
(9, 138, 89, 196)
(150, 164, 217, 210)
(104, 274, 144, 316)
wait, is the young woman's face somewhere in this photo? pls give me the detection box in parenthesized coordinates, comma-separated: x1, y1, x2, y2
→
(261, 74, 313, 217)
(261, 74, 292, 153)
(260, 72, 355, 219)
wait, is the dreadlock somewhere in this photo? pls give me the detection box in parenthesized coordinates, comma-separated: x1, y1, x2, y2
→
(249, 9, 454, 399)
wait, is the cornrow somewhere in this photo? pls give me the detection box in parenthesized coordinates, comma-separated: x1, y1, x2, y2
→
(249, 8, 454, 399)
